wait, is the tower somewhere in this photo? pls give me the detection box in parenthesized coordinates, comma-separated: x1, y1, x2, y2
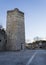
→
(6, 8, 25, 50)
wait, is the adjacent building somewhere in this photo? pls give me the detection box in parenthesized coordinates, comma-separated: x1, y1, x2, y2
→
(0, 29, 7, 50)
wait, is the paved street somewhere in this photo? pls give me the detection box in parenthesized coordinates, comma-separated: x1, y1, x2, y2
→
(0, 50, 46, 65)
(29, 50, 46, 65)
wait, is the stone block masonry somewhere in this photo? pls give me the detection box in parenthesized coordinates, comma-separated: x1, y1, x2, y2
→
(6, 8, 25, 51)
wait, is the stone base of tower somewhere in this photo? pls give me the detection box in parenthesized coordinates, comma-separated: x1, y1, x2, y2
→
(6, 38, 25, 51)
(6, 43, 25, 51)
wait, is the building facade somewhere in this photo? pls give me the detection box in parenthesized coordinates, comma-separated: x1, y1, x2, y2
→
(6, 8, 25, 50)
(0, 29, 7, 50)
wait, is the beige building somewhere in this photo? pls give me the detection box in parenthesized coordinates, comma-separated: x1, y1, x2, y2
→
(6, 8, 25, 51)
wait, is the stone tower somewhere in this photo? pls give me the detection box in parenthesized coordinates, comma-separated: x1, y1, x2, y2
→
(6, 8, 25, 50)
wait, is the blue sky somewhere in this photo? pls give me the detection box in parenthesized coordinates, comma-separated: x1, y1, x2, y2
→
(0, 0, 46, 42)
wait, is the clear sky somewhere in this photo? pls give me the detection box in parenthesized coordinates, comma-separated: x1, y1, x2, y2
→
(0, 0, 46, 42)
